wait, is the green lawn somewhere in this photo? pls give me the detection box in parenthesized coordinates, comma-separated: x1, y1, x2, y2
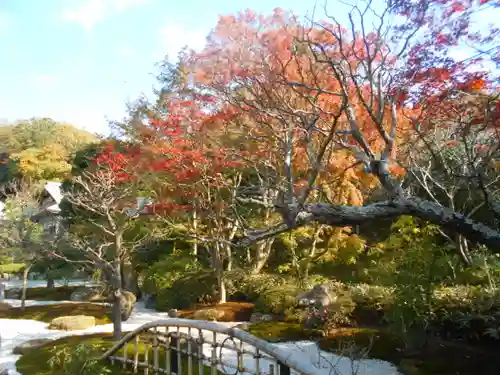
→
(16, 333, 221, 375)
(0, 302, 112, 325)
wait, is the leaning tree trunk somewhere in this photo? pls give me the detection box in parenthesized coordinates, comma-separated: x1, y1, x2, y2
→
(250, 239, 274, 274)
(456, 234, 473, 266)
(21, 264, 32, 311)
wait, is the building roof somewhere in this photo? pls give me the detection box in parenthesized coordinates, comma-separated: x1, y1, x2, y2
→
(44, 181, 62, 213)
(30, 181, 62, 219)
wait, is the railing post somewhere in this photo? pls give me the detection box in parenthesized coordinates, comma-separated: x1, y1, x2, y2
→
(279, 362, 291, 375)
(170, 336, 179, 374)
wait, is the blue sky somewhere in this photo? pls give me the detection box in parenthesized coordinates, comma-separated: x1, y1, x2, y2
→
(0, 0, 316, 135)
(0, 0, 497, 136)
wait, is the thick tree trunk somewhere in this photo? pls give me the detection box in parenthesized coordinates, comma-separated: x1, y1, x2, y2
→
(250, 239, 274, 274)
(218, 273, 227, 304)
(111, 260, 123, 340)
(120, 259, 139, 296)
(112, 232, 124, 340)
(21, 264, 32, 311)
(46, 273, 55, 289)
(212, 244, 226, 304)
(248, 198, 500, 250)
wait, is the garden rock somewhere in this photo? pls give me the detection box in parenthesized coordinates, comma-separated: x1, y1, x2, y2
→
(70, 286, 104, 302)
(48, 315, 96, 331)
(120, 290, 137, 321)
(105, 290, 137, 321)
(168, 308, 179, 318)
(13, 338, 53, 354)
(234, 322, 250, 330)
(5, 288, 21, 299)
(249, 313, 275, 323)
(193, 308, 225, 321)
(296, 284, 336, 307)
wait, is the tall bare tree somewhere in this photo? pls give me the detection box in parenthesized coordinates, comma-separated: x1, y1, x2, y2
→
(58, 166, 146, 338)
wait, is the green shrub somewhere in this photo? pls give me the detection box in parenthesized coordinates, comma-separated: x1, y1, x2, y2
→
(0, 262, 25, 274)
(305, 274, 332, 288)
(254, 284, 301, 316)
(429, 285, 500, 340)
(348, 283, 394, 310)
(305, 293, 356, 332)
(142, 254, 200, 296)
(48, 342, 112, 375)
(155, 270, 217, 311)
(225, 270, 289, 302)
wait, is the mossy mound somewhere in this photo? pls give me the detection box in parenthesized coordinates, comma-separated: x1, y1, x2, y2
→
(319, 328, 500, 375)
(178, 302, 254, 322)
(246, 322, 323, 342)
(16, 333, 221, 375)
(5, 286, 82, 301)
(25, 286, 82, 301)
(0, 302, 111, 325)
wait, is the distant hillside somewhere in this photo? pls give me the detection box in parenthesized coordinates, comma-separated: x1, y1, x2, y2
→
(0, 117, 100, 184)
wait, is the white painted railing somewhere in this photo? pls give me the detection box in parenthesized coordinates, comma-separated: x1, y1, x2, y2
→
(100, 318, 315, 374)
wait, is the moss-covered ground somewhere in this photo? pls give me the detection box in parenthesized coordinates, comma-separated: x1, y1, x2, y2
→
(0, 302, 111, 325)
(248, 322, 500, 375)
(16, 333, 221, 375)
(178, 302, 254, 322)
(22, 286, 81, 301)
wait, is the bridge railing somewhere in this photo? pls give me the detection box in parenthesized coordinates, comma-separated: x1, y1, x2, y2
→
(99, 318, 316, 375)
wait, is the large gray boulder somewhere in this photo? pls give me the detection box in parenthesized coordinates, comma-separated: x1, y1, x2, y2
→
(120, 290, 137, 321)
(5, 288, 21, 299)
(296, 284, 336, 307)
(13, 338, 53, 354)
(105, 290, 137, 321)
(249, 313, 275, 323)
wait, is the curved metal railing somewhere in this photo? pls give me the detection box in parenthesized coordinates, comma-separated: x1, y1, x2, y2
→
(99, 318, 315, 374)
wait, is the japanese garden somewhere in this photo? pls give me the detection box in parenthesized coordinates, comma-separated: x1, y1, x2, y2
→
(0, 0, 499, 374)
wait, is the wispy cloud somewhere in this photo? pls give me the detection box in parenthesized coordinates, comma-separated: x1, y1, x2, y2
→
(61, 0, 149, 31)
(153, 22, 208, 61)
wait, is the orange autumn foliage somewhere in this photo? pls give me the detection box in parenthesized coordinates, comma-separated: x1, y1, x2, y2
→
(188, 9, 413, 205)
